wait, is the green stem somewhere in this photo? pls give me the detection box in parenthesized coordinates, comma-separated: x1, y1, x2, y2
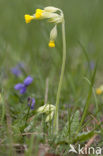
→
(53, 17, 66, 133)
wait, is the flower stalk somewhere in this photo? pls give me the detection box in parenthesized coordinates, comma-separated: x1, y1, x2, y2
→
(53, 15, 66, 134)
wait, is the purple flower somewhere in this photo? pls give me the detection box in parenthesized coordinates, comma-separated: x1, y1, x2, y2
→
(11, 63, 25, 77)
(11, 66, 22, 77)
(14, 76, 33, 94)
(24, 76, 33, 86)
(28, 97, 35, 110)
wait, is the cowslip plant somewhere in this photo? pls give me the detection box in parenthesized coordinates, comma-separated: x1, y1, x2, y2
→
(24, 6, 66, 134)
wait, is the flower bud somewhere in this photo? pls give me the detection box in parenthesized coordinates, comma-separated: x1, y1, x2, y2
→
(37, 104, 55, 114)
(45, 112, 54, 122)
(50, 25, 57, 40)
(44, 6, 59, 13)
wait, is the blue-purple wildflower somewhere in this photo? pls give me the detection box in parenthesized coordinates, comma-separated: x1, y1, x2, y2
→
(11, 66, 22, 77)
(28, 97, 35, 110)
(11, 63, 25, 77)
(14, 76, 33, 94)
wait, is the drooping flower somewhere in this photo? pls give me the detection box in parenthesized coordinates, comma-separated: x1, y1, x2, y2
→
(96, 85, 103, 95)
(28, 97, 35, 110)
(35, 9, 44, 19)
(14, 76, 33, 94)
(24, 15, 35, 23)
(48, 40, 55, 48)
(24, 6, 63, 48)
(48, 25, 57, 47)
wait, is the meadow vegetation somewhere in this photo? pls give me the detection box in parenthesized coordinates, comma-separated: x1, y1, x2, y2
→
(0, 0, 103, 155)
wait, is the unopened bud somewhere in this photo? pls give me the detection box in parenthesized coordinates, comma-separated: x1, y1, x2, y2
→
(50, 25, 57, 40)
(37, 104, 55, 114)
(44, 6, 59, 13)
(45, 111, 54, 122)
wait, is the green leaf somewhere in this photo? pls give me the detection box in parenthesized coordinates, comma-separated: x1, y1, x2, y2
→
(74, 130, 98, 143)
(70, 110, 80, 138)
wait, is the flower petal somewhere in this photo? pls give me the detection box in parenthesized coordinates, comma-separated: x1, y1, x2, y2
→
(24, 76, 33, 86)
(32, 98, 35, 105)
(31, 98, 35, 109)
(20, 86, 26, 94)
(28, 97, 35, 110)
(14, 83, 24, 90)
(11, 67, 22, 77)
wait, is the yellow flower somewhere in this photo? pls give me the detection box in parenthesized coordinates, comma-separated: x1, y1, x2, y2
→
(48, 40, 55, 48)
(96, 88, 102, 95)
(35, 9, 44, 19)
(24, 7, 63, 47)
(24, 14, 34, 23)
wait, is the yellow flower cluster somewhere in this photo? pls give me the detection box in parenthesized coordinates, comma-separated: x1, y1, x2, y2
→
(24, 9, 44, 23)
(24, 7, 63, 48)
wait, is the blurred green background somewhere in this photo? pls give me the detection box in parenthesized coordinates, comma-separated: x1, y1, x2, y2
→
(0, 0, 103, 106)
